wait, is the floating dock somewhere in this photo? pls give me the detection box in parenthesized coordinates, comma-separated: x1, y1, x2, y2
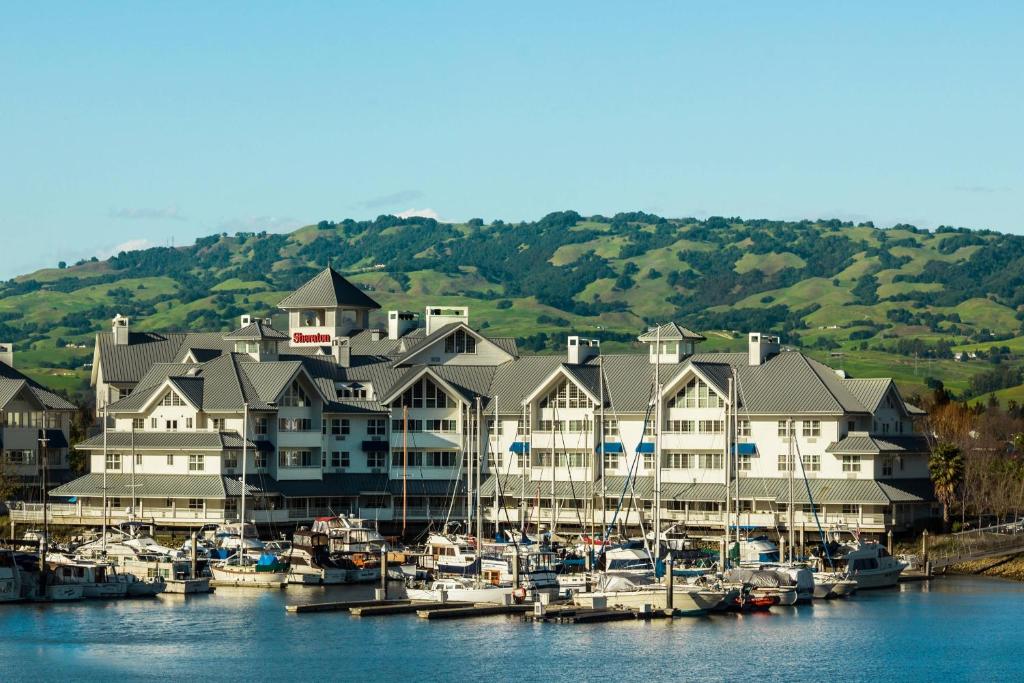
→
(210, 579, 286, 589)
(350, 601, 473, 617)
(525, 606, 674, 624)
(286, 599, 409, 613)
(416, 603, 534, 620)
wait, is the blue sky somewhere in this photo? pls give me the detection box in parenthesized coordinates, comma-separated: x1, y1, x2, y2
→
(1, 2, 1021, 278)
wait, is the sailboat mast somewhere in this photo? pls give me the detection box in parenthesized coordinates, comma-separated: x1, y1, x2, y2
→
(402, 405, 408, 538)
(465, 402, 472, 532)
(788, 417, 795, 562)
(653, 326, 661, 561)
(130, 421, 136, 520)
(599, 355, 605, 546)
(724, 376, 732, 569)
(492, 395, 499, 539)
(240, 402, 248, 562)
(102, 404, 108, 553)
(550, 401, 556, 536)
(475, 397, 483, 557)
(39, 416, 48, 593)
(733, 372, 740, 557)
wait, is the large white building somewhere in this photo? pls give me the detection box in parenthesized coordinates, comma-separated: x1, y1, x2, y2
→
(27, 267, 935, 536)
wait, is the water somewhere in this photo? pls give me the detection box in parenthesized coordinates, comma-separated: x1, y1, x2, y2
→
(0, 577, 1019, 682)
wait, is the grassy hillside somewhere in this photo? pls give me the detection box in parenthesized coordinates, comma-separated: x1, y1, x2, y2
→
(4, 211, 1023, 406)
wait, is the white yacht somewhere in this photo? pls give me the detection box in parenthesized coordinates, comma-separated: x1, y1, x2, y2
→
(405, 577, 517, 604)
(821, 532, 906, 589)
(210, 553, 289, 586)
(573, 572, 726, 615)
(284, 529, 347, 585)
(47, 555, 129, 598)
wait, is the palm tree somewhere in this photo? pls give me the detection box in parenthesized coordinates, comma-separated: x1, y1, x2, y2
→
(929, 442, 964, 532)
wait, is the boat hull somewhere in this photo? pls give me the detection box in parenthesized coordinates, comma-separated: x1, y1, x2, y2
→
(210, 566, 288, 587)
(573, 587, 724, 615)
(851, 566, 903, 590)
(287, 566, 348, 585)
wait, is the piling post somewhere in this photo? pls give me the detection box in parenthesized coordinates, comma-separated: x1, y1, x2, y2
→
(887, 529, 893, 556)
(665, 553, 674, 611)
(380, 546, 389, 599)
(511, 545, 520, 588)
(779, 535, 786, 565)
(800, 522, 805, 558)
(190, 532, 198, 579)
(921, 529, 929, 565)
(719, 538, 727, 571)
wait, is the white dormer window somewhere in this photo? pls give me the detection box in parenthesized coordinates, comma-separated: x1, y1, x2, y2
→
(281, 380, 310, 407)
(539, 379, 591, 409)
(670, 378, 723, 409)
(397, 377, 451, 409)
(160, 391, 186, 407)
(444, 329, 476, 354)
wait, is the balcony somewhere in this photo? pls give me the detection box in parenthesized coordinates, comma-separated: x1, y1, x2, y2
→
(8, 502, 232, 527)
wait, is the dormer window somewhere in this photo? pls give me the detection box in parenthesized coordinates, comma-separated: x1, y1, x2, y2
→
(337, 382, 368, 399)
(159, 391, 186, 407)
(396, 377, 451, 409)
(281, 380, 310, 407)
(539, 379, 592, 409)
(669, 378, 724, 409)
(444, 329, 476, 354)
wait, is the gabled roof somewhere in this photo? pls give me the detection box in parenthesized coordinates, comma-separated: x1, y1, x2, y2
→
(825, 433, 912, 455)
(277, 267, 380, 310)
(223, 320, 289, 341)
(74, 430, 258, 451)
(637, 322, 706, 342)
(50, 473, 235, 499)
(0, 363, 75, 411)
(391, 322, 515, 366)
(841, 378, 894, 413)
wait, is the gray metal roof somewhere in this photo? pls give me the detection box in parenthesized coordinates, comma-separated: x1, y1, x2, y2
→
(737, 477, 932, 504)
(223, 320, 290, 341)
(479, 474, 597, 500)
(277, 267, 381, 310)
(826, 434, 908, 454)
(637, 322, 706, 342)
(388, 478, 466, 496)
(0, 362, 76, 411)
(50, 473, 230, 499)
(269, 473, 391, 497)
(75, 430, 257, 451)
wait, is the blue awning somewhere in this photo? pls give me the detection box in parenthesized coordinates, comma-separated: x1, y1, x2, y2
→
(636, 442, 655, 454)
(509, 442, 530, 455)
(732, 443, 757, 455)
(599, 442, 623, 454)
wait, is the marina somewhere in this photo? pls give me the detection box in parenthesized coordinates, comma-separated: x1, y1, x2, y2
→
(0, 576, 1019, 680)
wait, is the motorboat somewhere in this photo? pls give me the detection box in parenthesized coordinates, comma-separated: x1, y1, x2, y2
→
(812, 571, 857, 598)
(732, 537, 781, 565)
(405, 577, 519, 604)
(285, 529, 348, 585)
(646, 524, 695, 553)
(47, 555, 129, 598)
(312, 515, 387, 554)
(816, 530, 906, 590)
(420, 534, 480, 576)
(723, 567, 798, 606)
(600, 547, 655, 574)
(479, 544, 560, 591)
(573, 572, 726, 615)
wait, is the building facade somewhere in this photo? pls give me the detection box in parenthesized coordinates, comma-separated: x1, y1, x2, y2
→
(28, 268, 935, 537)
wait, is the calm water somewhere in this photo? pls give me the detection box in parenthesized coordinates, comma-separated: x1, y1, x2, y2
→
(0, 577, 1020, 682)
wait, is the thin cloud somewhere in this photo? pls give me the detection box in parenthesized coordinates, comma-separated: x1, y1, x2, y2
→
(395, 208, 442, 220)
(357, 189, 423, 209)
(95, 238, 157, 259)
(216, 215, 304, 233)
(109, 206, 186, 221)
(953, 185, 1010, 194)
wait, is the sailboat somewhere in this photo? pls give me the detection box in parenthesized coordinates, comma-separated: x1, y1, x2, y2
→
(210, 404, 289, 586)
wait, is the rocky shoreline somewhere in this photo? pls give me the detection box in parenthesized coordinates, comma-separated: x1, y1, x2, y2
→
(948, 554, 1024, 581)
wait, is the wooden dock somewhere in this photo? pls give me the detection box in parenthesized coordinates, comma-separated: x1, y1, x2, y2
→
(416, 603, 535, 620)
(525, 606, 674, 624)
(350, 601, 473, 617)
(286, 599, 410, 614)
(210, 579, 286, 589)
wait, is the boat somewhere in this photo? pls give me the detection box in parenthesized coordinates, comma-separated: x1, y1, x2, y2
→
(732, 537, 781, 565)
(0, 548, 22, 602)
(210, 552, 289, 586)
(816, 530, 906, 589)
(646, 524, 695, 553)
(47, 555, 129, 598)
(404, 577, 520, 604)
(812, 571, 857, 599)
(572, 572, 726, 615)
(284, 529, 348, 585)
(724, 567, 799, 606)
(419, 534, 480, 576)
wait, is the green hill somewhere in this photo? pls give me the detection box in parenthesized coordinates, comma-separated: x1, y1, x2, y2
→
(5, 211, 1024, 406)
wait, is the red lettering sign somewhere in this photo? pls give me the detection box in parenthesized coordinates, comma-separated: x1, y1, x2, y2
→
(293, 332, 332, 344)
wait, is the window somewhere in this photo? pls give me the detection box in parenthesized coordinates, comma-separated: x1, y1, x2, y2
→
(698, 453, 723, 469)
(337, 383, 368, 399)
(602, 419, 618, 436)
(392, 418, 423, 432)
(737, 420, 751, 437)
(279, 418, 313, 432)
(188, 498, 203, 511)
(665, 420, 695, 433)
(778, 421, 793, 437)
(367, 452, 386, 468)
(254, 417, 267, 435)
(367, 419, 386, 436)
(802, 454, 821, 472)
(188, 454, 205, 472)
(132, 418, 144, 430)
(842, 504, 859, 515)
(210, 418, 225, 430)
(556, 451, 587, 468)
(166, 454, 174, 466)
(802, 420, 821, 437)
(165, 420, 178, 431)
(396, 377, 451, 409)
(135, 453, 142, 466)
(281, 380, 310, 407)
(444, 329, 476, 354)
(425, 419, 457, 432)
(279, 450, 315, 468)
(4, 450, 35, 465)
(642, 453, 654, 470)
(488, 450, 504, 469)
(424, 451, 458, 467)
(644, 421, 656, 437)
(842, 455, 861, 472)
(223, 452, 238, 469)
(150, 418, 157, 429)
(330, 418, 350, 436)
(847, 420, 855, 432)
(669, 378, 724, 408)
(539, 379, 593, 410)
(698, 420, 723, 434)
(665, 452, 695, 469)
(603, 452, 621, 470)
(254, 453, 267, 469)
(110, 497, 122, 509)
(186, 417, 193, 429)
(882, 456, 893, 476)
(159, 391, 186, 407)
(778, 454, 794, 471)
(737, 454, 752, 471)
(362, 495, 388, 509)
(537, 420, 565, 433)
(105, 453, 121, 471)
(567, 419, 591, 432)
(517, 417, 530, 436)
(331, 451, 350, 468)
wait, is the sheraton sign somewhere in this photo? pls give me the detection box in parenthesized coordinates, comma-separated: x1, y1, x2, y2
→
(293, 332, 331, 344)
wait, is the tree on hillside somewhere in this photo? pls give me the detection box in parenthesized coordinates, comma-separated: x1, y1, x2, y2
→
(929, 442, 964, 531)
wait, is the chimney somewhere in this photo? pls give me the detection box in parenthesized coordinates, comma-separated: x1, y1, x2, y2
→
(112, 314, 130, 346)
(263, 318, 273, 327)
(370, 329, 383, 342)
(332, 338, 351, 368)
(388, 310, 418, 339)
(567, 336, 600, 365)
(0, 343, 12, 368)
(748, 332, 780, 366)
(240, 314, 253, 327)
(425, 306, 468, 335)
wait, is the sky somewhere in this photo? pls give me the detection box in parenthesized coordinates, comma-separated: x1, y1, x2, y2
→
(1, 2, 1021, 278)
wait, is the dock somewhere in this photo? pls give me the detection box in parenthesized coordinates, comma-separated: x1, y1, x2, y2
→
(524, 606, 674, 624)
(286, 599, 410, 613)
(350, 601, 473, 616)
(210, 579, 286, 589)
(416, 603, 535, 620)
